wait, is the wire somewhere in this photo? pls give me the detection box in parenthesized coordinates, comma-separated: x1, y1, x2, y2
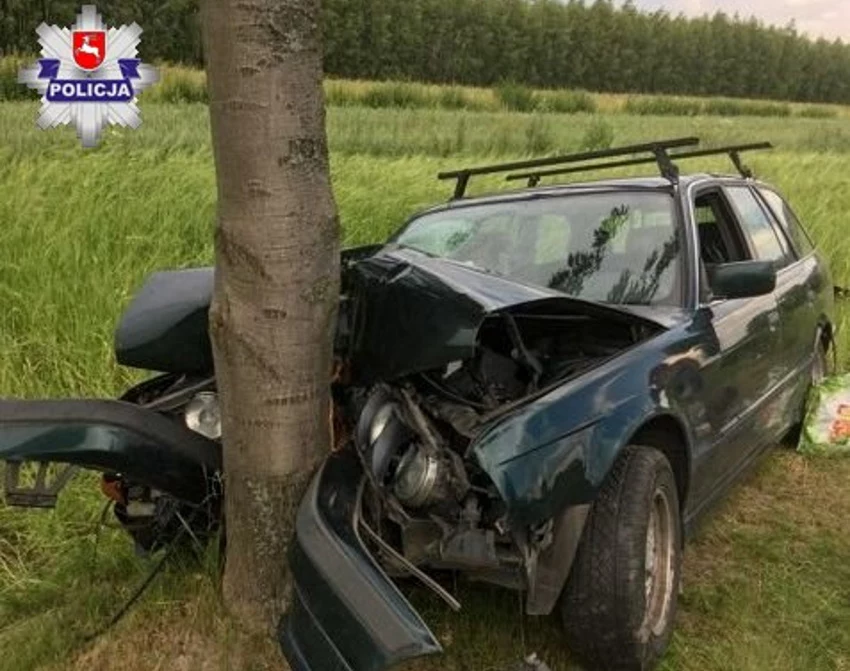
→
(81, 497, 212, 643)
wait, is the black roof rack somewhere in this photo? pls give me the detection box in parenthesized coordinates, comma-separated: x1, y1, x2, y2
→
(437, 138, 774, 199)
(437, 137, 699, 199)
(506, 141, 773, 186)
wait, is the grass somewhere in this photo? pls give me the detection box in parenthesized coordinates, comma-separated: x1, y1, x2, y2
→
(1, 57, 842, 119)
(1, 100, 850, 670)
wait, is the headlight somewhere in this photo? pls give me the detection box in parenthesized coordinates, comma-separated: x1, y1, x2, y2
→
(184, 391, 221, 440)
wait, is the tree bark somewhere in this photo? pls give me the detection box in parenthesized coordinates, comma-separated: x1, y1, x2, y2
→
(201, 0, 340, 631)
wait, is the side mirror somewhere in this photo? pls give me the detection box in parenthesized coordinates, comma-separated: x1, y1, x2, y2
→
(707, 260, 776, 300)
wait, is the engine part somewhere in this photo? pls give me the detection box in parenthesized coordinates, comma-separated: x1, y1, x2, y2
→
(392, 444, 470, 510)
(356, 387, 416, 485)
(393, 446, 441, 507)
(440, 527, 501, 569)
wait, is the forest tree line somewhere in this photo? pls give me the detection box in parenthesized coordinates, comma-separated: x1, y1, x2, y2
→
(2, 0, 850, 104)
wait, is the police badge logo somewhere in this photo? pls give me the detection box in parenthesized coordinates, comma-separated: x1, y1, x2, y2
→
(18, 5, 159, 147)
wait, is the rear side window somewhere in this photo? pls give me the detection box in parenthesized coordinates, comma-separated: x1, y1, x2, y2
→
(758, 188, 815, 257)
(694, 191, 747, 264)
(725, 186, 791, 267)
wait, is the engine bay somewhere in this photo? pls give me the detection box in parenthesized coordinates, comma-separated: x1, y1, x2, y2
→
(338, 303, 659, 585)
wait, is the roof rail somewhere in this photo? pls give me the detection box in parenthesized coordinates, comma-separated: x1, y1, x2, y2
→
(506, 141, 773, 186)
(437, 137, 700, 199)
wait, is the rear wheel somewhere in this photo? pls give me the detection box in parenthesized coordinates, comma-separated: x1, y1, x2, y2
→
(560, 446, 681, 671)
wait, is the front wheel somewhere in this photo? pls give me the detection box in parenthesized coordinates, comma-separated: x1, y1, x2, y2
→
(560, 446, 682, 671)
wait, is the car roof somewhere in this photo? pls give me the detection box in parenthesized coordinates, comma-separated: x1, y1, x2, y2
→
(419, 172, 763, 216)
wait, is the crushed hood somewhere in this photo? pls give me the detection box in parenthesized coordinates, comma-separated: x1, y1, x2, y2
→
(343, 247, 661, 382)
(113, 246, 665, 380)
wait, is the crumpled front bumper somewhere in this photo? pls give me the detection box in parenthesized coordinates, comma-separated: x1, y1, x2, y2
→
(279, 449, 442, 671)
(0, 398, 220, 502)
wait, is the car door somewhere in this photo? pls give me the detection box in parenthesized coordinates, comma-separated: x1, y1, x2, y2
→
(685, 186, 785, 510)
(755, 187, 827, 420)
(724, 185, 801, 435)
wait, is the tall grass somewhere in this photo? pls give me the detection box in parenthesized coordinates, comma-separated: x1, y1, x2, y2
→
(0, 55, 37, 101)
(360, 81, 428, 109)
(703, 97, 791, 117)
(0, 57, 844, 120)
(151, 66, 207, 104)
(797, 105, 837, 119)
(624, 96, 703, 116)
(536, 89, 597, 114)
(624, 95, 796, 118)
(496, 81, 537, 111)
(4, 99, 850, 164)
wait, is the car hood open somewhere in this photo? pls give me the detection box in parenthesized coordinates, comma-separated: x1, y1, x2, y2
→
(343, 246, 664, 382)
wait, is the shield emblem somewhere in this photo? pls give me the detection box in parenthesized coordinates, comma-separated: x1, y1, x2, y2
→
(72, 31, 106, 70)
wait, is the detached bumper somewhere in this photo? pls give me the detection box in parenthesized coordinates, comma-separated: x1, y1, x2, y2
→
(0, 399, 220, 502)
(279, 450, 442, 671)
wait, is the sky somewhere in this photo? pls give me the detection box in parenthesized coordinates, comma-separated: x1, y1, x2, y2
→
(630, 0, 850, 42)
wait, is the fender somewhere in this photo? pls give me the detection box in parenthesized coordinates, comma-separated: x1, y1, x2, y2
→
(471, 328, 698, 615)
(473, 327, 697, 527)
(0, 399, 221, 503)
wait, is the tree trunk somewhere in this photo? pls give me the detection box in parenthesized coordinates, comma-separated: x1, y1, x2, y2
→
(201, 0, 340, 631)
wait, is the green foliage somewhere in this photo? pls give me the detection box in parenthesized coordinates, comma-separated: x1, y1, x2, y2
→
(323, 79, 361, 107)
(143, 66, 207, 104)
(703, 98, 791, 117)
(0, 55, 37, 101)
(523, 116, 553, 154)
(319, 0, 850, 105)
(496, 82, 537, 112)
(537, 90, 597, 114)
(437, 86, 472, 110)
(361, 81, 428, 109)
(580, 118, 615, 150)
(797, 105, 838, 119)
(624, 95, 795, 118)
(0, 0, 202, 64)
(5, 1, 850, 104)
(3, 57, 847, 123)
(623, 96, 703, 116)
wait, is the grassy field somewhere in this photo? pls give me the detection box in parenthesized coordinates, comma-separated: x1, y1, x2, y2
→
(1, 99, 850, 671)
(2, 57, 846, 120)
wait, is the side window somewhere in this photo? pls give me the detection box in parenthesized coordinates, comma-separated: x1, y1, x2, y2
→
(724, 186, 791, 267)
(693, 190, 747, 264)
(758, 188, 815, 257)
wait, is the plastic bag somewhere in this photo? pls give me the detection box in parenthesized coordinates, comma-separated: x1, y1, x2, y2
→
(799, 373, 850, 454)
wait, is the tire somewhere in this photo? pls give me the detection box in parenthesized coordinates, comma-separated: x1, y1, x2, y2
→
(560, 446, 682, 671)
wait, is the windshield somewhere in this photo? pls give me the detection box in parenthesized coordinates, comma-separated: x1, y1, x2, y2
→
(394, 191, 682, 306)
